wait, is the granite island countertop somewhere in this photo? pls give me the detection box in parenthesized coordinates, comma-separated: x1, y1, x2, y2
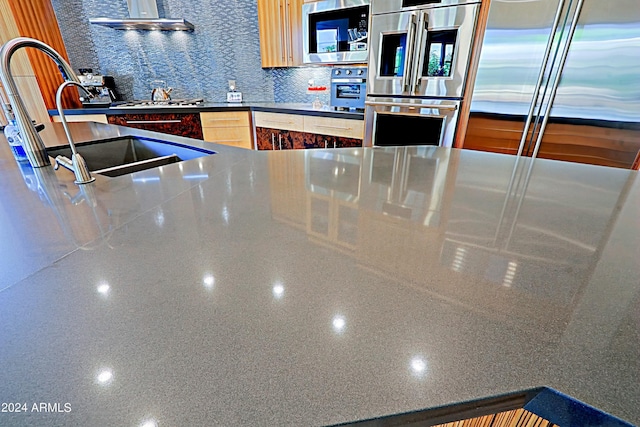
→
(0, 122, 638, 426)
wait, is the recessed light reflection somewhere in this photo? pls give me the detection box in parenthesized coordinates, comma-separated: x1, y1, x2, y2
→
(272, 283, 284, 299)
(96, 368, 113, 385)
(410, 356, 427, 376)
(139, 419, 158, 427)
(96, 282, 110, 296)
(155, 210, 165, 227)
(332, 315, 346, 333)
(221, 205, 230, 225)
(203, 274, 215, 290)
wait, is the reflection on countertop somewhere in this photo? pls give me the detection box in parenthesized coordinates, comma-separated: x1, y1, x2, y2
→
(269, 147, 636, 334)
(0, 122, 639, 426)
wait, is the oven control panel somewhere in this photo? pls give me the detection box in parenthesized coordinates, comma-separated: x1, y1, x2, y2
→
(330, 67, 368, 111)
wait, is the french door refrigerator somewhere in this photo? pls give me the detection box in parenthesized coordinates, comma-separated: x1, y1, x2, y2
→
(463, 0, 640, 169)
(365, 0, 482, 147)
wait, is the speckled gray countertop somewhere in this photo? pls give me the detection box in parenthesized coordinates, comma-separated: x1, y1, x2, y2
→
(0, 122, 638, 426)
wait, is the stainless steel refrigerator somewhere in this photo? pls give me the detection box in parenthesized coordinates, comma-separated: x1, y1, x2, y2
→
(365, 0, 482, 148)
(462, 0, 640, 169)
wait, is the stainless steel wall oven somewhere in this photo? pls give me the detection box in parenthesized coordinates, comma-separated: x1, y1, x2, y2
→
(366, 0, 480, 147)
(330, 67, 367, 110)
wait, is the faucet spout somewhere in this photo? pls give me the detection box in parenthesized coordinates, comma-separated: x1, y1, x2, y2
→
(0, 37, 82, 168)
(54, 81, 95, 185)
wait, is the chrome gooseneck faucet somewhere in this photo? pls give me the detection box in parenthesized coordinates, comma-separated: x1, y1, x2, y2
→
(53, 81, 95, 184)
(0, 37, 83, 168)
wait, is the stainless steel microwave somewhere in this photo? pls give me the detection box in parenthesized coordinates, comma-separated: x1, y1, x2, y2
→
(302, 0, 370, 64)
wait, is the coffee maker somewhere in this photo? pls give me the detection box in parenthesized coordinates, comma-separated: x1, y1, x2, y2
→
(77, 68, 119, 107)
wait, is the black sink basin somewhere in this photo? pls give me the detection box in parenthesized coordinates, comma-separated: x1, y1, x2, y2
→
(46, 135, 215, 177)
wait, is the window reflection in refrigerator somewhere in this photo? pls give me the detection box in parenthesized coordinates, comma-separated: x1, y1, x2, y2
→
(380, 33, 408, 77)
(424, 29, 458, 77)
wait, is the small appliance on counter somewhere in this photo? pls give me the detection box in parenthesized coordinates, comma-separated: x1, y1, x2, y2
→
(77, 68, 119, 108)
(151, 79, 173, 102)
(226, 80, 242, 103)
(330, 67, 367, 111)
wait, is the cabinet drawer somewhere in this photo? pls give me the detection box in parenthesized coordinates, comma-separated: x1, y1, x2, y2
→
(52, 114, 108, 124)
(200, 111, 250, 128)
(254, 112, 304, 132)
(304, 116, 364, 139)
(202, 127, 253, 149)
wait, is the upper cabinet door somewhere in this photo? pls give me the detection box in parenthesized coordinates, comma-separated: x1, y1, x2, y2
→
(258, 0, 303, 67)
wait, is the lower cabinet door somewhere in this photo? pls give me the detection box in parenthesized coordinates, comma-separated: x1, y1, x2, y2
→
(256, 126, 364, 151)
(107, 113, 203, 139)
(335, 135, 363, 148)
(312, 134, 363, 149)
(256, 127, 280, 150)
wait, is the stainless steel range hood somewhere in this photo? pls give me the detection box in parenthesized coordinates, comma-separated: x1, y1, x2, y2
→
(89, 0, 194, 31)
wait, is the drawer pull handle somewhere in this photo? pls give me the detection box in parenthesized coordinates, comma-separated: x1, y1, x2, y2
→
(125, 119, 182, 124)
(267, 120, 294, 125)
(315, 124, 352, 131)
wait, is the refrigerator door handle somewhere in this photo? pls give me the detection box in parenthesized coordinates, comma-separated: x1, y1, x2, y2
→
(517, 0, 567, 157)
(530, 0, 585, 160)
(410, 11, 428, 95)
(402, 13, 419, 93)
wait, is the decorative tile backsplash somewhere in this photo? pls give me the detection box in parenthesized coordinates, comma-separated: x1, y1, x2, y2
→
(50, 0, 332, 103)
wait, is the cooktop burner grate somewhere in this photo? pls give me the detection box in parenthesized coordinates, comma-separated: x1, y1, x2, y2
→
(112, 99, 204, 108)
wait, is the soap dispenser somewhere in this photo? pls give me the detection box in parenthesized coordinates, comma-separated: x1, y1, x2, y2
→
(1, 103, 29, 162)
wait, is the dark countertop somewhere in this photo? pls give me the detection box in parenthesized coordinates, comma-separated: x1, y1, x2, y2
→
(0, 122, 638, 426)
(49, 102, 366, 120)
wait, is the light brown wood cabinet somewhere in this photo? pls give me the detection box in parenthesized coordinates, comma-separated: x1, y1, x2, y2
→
(200, 111, 253, 149)
(304, 115, 364, 140)
(254, 111, 364, 150)
(51, 114, 108, 124)
(254, 112, 304, 132)
(257, 0, 303, 67)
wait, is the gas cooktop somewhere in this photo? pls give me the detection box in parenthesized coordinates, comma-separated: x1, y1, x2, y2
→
(111, 99, 204, 109)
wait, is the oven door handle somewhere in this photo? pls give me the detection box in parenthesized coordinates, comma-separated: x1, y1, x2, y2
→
(331, 78, 366, 84)
(365, 101, 458, 111)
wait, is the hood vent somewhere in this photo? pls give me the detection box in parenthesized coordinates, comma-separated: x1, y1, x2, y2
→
(89, 0, 194, 31)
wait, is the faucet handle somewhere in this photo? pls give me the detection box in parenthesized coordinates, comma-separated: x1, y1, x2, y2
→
(53, 155, 72, 171)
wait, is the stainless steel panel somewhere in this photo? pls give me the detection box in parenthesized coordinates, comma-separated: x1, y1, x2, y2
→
(413, 3, 479, 98)
(469, 0, 564, 117)
(372, 0, 480, 15)
(543, 0, 640, 124)
(467, 0, 640, 168)
(470, 0, 640, 125)
(127, 0, 159, 19)
(368, 11, 416, 96)
(368, 3, 479, 98)
(365, 97, 460, 147)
